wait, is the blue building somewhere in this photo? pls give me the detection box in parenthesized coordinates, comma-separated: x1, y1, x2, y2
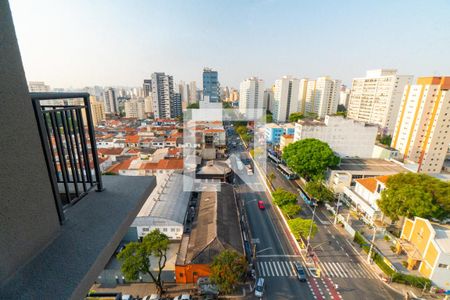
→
(265, 123, 296, 144)
(202, 67, 220, 103)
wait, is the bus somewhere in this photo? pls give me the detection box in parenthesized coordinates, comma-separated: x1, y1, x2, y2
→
(277, 164, 298, 180)
(268, 153, 281, 164)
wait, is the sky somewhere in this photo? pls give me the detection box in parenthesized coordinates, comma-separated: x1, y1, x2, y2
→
(9, 0, 450, 89)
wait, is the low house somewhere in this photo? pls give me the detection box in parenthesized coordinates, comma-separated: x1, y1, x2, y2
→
(326, 158, 408, 193)
(175, 183, 244, 283)
(397, 217, 450, 289)
(341, 175, 389, 225)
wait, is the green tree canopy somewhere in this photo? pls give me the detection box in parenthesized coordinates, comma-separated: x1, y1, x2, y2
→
(281, 203, 302, 218)
(282, 139, 340, 179)
(288, 112, 304, 122)
(272, 188, 297, 207)
(377, 173, 450, 221)
(187, 102, 199, 109)
(265, 113, 273, 123)
(117, 229, 169, 295)
(379, 135, 392, 146)
(288, 218, 317, 240)
(304, 180, 334, 202)
(210, 250, 247, 294)
(223, 102, 233, 109)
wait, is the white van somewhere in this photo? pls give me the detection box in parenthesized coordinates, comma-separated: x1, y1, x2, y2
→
(254, 277, 264, 298)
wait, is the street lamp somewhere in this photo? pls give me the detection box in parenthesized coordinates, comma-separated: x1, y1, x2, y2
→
(306, 199, 317, 250)
(367, 226, 377, 264)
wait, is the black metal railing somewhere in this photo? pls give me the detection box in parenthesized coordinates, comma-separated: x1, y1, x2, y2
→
(31, 92, 103, 223)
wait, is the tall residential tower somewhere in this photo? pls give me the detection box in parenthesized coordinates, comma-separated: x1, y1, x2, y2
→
(347, 69, 413, 134)
(272, 76, 300, 123)
(202, 68, 220, 103)
(239, 77, 264, 119)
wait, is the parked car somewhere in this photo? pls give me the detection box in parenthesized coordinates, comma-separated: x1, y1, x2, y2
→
(143, 295, 160, 300)
(254, 277, 265, 298)
(257, 200, 265, 210)
(173, 294, 192, 300)
(294, 262, 307, 282)
(115, 243, 126, 255)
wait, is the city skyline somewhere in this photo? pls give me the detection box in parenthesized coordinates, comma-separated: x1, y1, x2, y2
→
(10, 0, 450, 89)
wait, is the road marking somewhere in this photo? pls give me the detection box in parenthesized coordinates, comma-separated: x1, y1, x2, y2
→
(258, 262, 266, 277)
(319, 262, 331, 277)
(256, 247, 272, 254)
(345, 263, 358, 278)
(284, 261, 294, 276)
(331, 235, 335, 239)
(330, 262, 345, 277)
(327, 229, 331, 234)
(289, 261, 297, 276)
(335, 262, 348, 278)
(263, 262, 271, 277)
(256, 254, 302, 258)
(345, 253, 349, 257)
(269, 261, 277, 276)
(336, 240, 340, 245)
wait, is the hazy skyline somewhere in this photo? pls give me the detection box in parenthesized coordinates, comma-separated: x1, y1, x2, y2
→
(10, 0, 450, 89)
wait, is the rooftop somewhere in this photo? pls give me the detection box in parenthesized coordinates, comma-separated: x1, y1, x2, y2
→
(355, 175, 390, 193)
(329, 158, 408, 173)
(176, 183, 243, 265)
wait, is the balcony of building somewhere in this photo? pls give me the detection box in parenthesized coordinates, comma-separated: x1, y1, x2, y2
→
(0, 2, 156, 299)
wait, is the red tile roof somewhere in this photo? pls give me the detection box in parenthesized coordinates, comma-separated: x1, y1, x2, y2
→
(98, 148, 124, 156)
(125, 134, 139, 143)
(105, 158, 134, 174)
(140, 158, 183, 170)
(355, 175, 390, 193)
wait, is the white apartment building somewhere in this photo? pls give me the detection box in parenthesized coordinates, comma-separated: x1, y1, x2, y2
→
(239, 77, 264, 119)
(272, 76, 300, 123)
(339, 85, 351, 108)
(89, 96, 105, 126)
(303, 76, 340, 118)
(151, 72, 174, 119)
(144, 95, 153, 114)
(294, 115, 378, 158)
(391, 77, 450, 174)
(124, 98, 145, 119)
(297, 79, 309, 113)
(103, 87, 117, 114)
(28, 81, 50, 92)
(347, 69, 413, 135)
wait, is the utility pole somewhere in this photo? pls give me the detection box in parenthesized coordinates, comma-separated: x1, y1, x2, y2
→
(333, 195, 341, 225)
(307, 200, 317, 250)
(367, 226, 377, 264)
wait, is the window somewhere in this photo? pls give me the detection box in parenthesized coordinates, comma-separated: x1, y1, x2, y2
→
(171, 228, 175, 232)
(163, 228, 167, 232)
(142, 227, 149, 232)
(438, 264, 448, 269)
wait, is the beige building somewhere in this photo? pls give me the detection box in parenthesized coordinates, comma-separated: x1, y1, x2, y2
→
(144, 95, 153, 114)
(124, 98, 145, 119)
(347, 69, 413, 135)
(303, 76, 340, 118)
(89, 96, 105, 126)
(280, 134, 294, 151)
(391, 77, 450, 174)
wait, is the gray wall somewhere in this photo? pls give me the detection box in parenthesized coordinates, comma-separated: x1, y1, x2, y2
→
(0, 1, 61, 283)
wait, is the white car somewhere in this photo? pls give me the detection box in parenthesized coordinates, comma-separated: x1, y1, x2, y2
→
(173, 294, 192, 300)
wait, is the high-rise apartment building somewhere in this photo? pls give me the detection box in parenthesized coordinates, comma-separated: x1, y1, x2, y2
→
(339, 85, 351, 108)
(297, 79, 309, 114)
(103, 87, 117, 114)
(178, 81, 189, 106)
(272, 76, 300, 123)
(391, 76, 450, 174)
(172, 93, 182, 118)
(124, 98, 145, 119)
(263, 89, 274, 113)
(151, 72, 175, 119)
(143, 79, 152, 97)
(239, 77, 264, 119)
(347, 69, 413, 134)
(188, 81, 197, 104)
(304, 76, 341, 118)
(202, 68, 220, 103)
(89, 96, 105, 126)
(144, 95, 153, 114)
(28, 81, 51, 92)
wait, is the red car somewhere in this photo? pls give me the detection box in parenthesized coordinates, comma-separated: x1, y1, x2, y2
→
(257, 200, 265, 210)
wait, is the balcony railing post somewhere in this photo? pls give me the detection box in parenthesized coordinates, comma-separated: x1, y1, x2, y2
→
(32, 99, 65, 224)
(83, 95, 104, 191)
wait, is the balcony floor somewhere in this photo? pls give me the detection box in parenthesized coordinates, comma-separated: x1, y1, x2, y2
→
(0, 175, 156, 300)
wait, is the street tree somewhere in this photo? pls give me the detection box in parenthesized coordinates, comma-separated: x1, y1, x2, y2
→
(377, 173, 450, 221)
(187, 102, 199, 109)
(287, 218, 317, 240)
(282, 139, 339, 179)
(117, 229, 169, 295)
(304, 180, 334, 202)
(281, 203, 302, 218)
(210, 250, 248, 294)
(272, 188, 297, 207)
(288, 112, 304, 122)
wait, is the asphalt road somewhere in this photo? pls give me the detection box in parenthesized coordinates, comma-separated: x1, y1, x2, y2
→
(227, 129, 315, 300)
(263, 159, 403, 300)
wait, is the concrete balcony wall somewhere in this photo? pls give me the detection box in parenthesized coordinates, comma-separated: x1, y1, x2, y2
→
(0, 0, 60, 283)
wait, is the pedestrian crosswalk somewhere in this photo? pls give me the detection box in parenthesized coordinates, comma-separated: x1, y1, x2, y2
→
(256, 260, 377, 279)
(318, 261, 376, 279)
(257, 260, 298, 277)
